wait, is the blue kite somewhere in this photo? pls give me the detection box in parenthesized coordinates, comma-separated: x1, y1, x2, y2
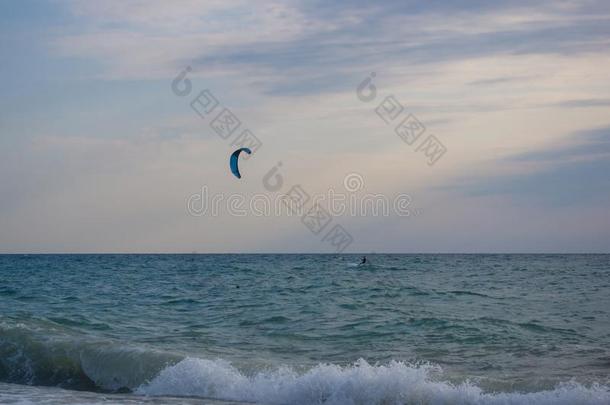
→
(229, 147, 252, 179)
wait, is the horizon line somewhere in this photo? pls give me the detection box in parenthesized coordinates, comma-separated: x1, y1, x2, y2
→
(1, 252, 609, 255)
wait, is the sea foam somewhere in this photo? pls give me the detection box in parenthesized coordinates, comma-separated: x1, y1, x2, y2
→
(136, 357, 610, 405)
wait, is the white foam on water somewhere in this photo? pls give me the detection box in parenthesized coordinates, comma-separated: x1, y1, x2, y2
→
(135, 357, 610, 405)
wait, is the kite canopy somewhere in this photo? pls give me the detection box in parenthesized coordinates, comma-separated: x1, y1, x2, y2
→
(230, 147, 252, 179)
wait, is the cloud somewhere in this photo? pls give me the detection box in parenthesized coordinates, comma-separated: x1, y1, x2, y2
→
(467, 76, 534, 86)
(3, 0, 610, 252)
(554, 98, 610, 108)
(53, 0, 610, 96)
(447, 126, 610, 205)
(510, 127, 610, 162)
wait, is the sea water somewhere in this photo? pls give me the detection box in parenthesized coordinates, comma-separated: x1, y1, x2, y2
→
(0, 254, 609, 404)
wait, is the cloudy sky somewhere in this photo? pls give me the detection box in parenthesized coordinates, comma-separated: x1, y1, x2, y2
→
(1, 0, 609, 253)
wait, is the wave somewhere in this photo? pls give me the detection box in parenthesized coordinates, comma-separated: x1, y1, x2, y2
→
(446, 290, 494, 299)
(0, 319, 180, 391)
(1, 320, 609, 404)
(136, 358, 610, 405)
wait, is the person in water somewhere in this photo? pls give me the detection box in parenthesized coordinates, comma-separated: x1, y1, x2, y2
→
(360, 256, 367, 265)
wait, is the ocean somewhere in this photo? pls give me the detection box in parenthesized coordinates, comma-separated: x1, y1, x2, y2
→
(0, 254, 608, 404)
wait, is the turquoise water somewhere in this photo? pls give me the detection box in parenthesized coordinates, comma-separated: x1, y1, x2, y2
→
(1, 254, 609, 404)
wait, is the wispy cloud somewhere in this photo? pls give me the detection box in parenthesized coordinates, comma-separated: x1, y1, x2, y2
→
(2, 0, 610, 252)
(554, 98, 610, 108)
(447, 126, 610, 205)
(53, 0, 610, 95)
(467, 76, 534, 86)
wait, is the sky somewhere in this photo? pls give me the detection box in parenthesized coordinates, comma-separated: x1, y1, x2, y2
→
(0, 0, 609, 253)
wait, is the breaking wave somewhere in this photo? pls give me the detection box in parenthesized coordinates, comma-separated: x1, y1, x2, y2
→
(135, 357, 610, 404)
(1, 321, 609, 404)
